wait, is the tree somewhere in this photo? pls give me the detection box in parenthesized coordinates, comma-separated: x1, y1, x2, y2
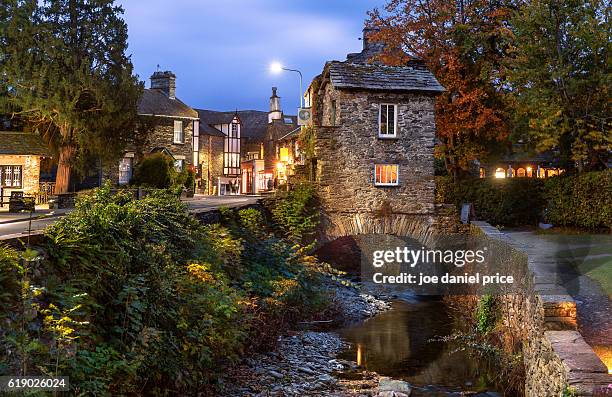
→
(369, 0, 515, 178)
(506, 0, 611, 171)
(0, 0, 142, 193)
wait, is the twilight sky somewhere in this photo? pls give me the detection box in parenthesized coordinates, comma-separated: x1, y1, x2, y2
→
(117, 0, 382, 113)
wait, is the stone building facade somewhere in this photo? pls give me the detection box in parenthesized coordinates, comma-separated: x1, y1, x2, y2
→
(306, 30, 445, 240)
(0, 132, 50, 198)
(106, 71, 199, 185)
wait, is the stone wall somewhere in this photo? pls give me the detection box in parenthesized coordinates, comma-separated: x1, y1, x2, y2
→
(313, 86, 438, 241)
(472, 222, 610, 396)
(139, 118, 194, 165)
(199, 135, 224, 194)
(0, 155, 42, 195)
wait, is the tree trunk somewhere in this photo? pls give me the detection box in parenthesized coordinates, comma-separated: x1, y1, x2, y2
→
(55, 144, 77, 194)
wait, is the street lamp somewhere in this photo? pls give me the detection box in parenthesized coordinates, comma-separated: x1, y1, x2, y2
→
(270, 62, 304, 108)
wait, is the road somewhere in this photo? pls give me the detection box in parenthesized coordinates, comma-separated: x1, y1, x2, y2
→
(0, 195, 261, 240)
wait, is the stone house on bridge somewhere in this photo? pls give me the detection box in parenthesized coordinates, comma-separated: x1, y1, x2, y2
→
(304, 29, 446, 239)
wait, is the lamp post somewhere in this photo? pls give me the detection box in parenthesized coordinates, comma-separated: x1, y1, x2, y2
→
(270, 62, 303, 108)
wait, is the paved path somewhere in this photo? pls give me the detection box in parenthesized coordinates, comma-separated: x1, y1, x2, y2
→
(506, 230, 612, 347)
(0, 195, 260, 240)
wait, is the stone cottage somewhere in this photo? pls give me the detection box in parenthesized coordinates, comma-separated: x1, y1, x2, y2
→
(109, 71, 199, 185)
(0, 131, 51, 201)
(306, 29, 445, 237)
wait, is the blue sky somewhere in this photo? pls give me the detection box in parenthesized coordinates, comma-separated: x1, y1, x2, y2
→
(117, 0, 382, 113)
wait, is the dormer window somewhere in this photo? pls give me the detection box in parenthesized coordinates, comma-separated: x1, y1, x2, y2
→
(173, 120, 184, 143)
(379, 104, 397, 138)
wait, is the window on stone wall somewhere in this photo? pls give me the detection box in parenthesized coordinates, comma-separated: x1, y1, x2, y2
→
(374, 164, 399, 186)
(0, 165, 22, 188)
(118, 157, 133, 185)
(174, 159, 185, 171)
(173, 120, 184, 143)
(379, 104, 397, 138)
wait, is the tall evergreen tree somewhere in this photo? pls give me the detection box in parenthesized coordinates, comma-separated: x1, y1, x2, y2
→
(506, 0, 611, 171)
(0, 0, 142, 192)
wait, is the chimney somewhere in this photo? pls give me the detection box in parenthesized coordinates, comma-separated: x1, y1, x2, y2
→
(150, 71, 177, 99)
(268, 87, 282, 123)
(362, 27, 381, 50)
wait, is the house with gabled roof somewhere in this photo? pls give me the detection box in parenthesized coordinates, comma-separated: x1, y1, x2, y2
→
(304, 27, 445, 235)
(107, 71, 199, 185)
(0, 131, 51, 202)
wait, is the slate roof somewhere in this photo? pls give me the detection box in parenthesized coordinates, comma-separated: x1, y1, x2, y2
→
(0, 131, 50, 156)
(138, 89, 199, 119)
(197, 109, 289, 143)
(326, 61, 445, 93)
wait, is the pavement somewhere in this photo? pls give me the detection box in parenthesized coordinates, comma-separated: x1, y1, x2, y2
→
(0, 195, 261, 240)
(506, 230, 612, 347)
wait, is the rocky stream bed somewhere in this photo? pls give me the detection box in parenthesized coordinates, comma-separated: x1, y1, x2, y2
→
(223, 280, 502, 397)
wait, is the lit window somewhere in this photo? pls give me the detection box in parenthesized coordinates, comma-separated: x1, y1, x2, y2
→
(517, 168, 526, 177)
(379, 104, 397, 138)
(173, 120, 184, 143)
(223, 122, 241, 175)
(506, 167, 515, 177)
(174, 159, 185, 171)
(374, 164, 399, 186)
(0, 165, 22, 188)
(526, 166, 533, 177)
(479, 168, 486, 178)
(494, 168, 506, 178)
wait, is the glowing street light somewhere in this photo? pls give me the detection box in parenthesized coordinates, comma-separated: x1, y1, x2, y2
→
(269, 61, 304, 108)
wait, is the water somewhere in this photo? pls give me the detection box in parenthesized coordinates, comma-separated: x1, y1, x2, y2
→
(317, 235, 503, 395)
(336, 298, 500, 395)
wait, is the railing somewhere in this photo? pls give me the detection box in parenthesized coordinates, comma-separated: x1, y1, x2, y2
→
(36, 182, 56, 204)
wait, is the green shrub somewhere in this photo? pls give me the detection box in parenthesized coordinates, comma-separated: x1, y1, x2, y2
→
(544, 169, 612, 229)
(476, 295, 498, 334)
(266, 182, 320, 243)
(0, 244, 20, 316)
(0, 184, 330, 394)
(131, 152, 175, 188)
(436, 176, 545, 226)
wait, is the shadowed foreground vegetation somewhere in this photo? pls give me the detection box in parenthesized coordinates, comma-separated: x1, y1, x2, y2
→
(0, 183, 333, 395)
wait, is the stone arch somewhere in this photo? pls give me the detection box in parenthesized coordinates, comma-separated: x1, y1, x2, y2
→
(318, 212, 439, 248)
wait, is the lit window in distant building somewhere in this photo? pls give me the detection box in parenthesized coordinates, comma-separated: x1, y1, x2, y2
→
(374, 164, 399, 186)
(224, 122, 241, 175)
(479, 168, 486, 178)
(506, 166, 515, 178)
(279, 147, 289, 163)
(538, 167, 546, 178)
(517, 168, 526, 177)
(494, 168, 506, 178)
(173, 120, 184, 143)
(547, 169, 559, 177)
(526, 166, 533, 177)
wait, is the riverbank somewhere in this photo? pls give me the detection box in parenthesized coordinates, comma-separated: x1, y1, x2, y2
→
(223, 280, 392, 396)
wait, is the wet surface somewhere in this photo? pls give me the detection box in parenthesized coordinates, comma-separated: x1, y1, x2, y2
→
(336, 298, 500, 395)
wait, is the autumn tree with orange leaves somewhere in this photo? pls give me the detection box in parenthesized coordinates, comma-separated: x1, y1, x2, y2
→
(369, 0, 515, 178)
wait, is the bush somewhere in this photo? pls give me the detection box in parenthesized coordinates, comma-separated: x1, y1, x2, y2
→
(1, 184, 330, 394)
(544, 169, 612, 229)
(131, 152, 175, 188)
(436, 170, 612, 230)
(266, 182, 320, 243)
(436, 176, 545, 226)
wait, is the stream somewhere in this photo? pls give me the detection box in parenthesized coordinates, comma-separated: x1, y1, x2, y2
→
(320, 235, 504, 396)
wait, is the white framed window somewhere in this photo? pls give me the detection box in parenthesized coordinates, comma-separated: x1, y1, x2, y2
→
(174, 159, 185, 171)
(173, 120, 184, 143)
(374, 164, 399, 186)
(379, 104, 397, 138)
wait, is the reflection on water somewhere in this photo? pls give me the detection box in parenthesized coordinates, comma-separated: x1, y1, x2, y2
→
(337, 299, 498, 392)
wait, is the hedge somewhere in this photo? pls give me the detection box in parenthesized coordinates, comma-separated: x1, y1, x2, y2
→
(543, 169, 612, 230)
(436, 169, 612, 230)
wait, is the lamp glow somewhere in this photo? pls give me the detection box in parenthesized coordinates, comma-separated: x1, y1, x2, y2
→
(270, 62, 283, 74)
